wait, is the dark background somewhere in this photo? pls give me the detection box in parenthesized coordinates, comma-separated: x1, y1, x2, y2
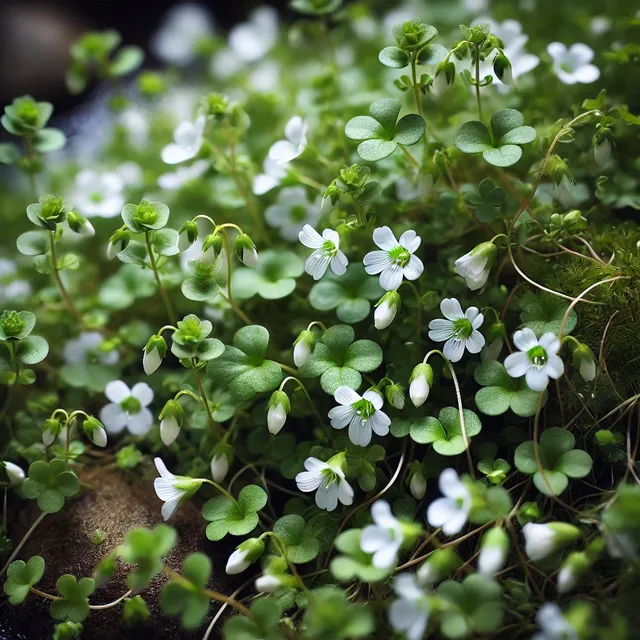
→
(0, 0, 291, 115)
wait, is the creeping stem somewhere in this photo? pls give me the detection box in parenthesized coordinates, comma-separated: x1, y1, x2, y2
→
(0, 511, 47, 578)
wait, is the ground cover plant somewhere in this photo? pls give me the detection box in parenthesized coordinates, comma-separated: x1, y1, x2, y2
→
(0, 0, 639, 638)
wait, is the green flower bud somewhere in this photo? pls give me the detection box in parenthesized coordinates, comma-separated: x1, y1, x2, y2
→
(478, 527, 509, 576)
(0, 310, 25, 339)
(133, 201, 158, 228)
(42, 418, 62, 446)
(234, 233, 258, 268)
(293, 330, 315, 367)
(336, 164, 370, 192)
(321, 183, 341, 214)
(572, 342, 596, 382)
(202, 233, 223, 257)
(83, 416, 108, 447)
(407, 462, 426, 499)
(178, 220, 199, 251)
(107, 228, 130, 259)
(137, 71, 168, 96)
(557, 550, 590, 593)
(202, 93, 230, 120)
(159, 399, 185, 446)
(563, 209, 588, 232)
(493, 53, 512, 85)
(67, 212, 95, 236)
(435, 60, 456, 85)
(385, 382, 405, 409)
(487, 321, 506, 341)
(226, 537, 266, 574)
(37, 195, 67, 224)
(267, 390, 290, 435)
(517, 501, 542, 525)
(392, 19, 436, 50)
(546, 155, 573, 185)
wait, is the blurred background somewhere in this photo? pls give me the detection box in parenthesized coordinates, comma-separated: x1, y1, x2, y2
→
(0, 0, 289, 114)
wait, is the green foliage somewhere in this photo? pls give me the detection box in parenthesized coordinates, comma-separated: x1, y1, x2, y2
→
(330, 529, 389, 582)
(273, 514, 320, 563)
(233, 250, 304, 300)
(303, 586, 373, 639)
(21, 459, 80, 513)
(50, 575, 95, 623)
(518, 291, 577, 336)
(123, 595, 150, 626)
(202, 485, 267, 541)
(455, 109, 536, 167)
(162, 553, 211, 629)
(298, 324, 383, 394)
(463, 179, 505, 223)
(3, 556, 45, 605)
(514, 427, 593, 496)
(116, 525, 176, 591)
(223, 598, 282, 640)
(409, 408, 482, 455)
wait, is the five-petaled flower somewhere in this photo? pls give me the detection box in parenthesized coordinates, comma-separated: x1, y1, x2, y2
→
(328, 386, 391, 447)
(388, 573, 430, 640)
(360, 500, 404, 569)
(363, 226, 424, 291)
(503, 328, 564, 392)
(428, 298, 485, 363)
(426, 468, 471, 535)
(295, 453, 354, 512)
(99, 380, 154, 436)
(547, 42, 600, 85)
(298, 224, 348, 280)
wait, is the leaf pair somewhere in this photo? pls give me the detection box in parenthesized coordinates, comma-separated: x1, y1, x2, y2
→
(345, 99, 426, 162)
(455, 108, 536, 167)
(22, 459, 80, 513)
(202, 485, 267, 541)
(410, 408, 482, 455)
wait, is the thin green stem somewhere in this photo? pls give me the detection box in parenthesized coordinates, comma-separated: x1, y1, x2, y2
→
(145, 232, 177, 325)
(218, 230, 252, 326)
(474, 46, 483, 121)
(192, 362, 222, 441)
(277, 362, 298, 376)
(0, 344, 19, 432)
(260, 531, 311, 596)
(0, 511, 47, 578)
(410, 52, 423, 117)
(279, 376, 327, 434)
(400, 145, 421, 169)
(351, 195, 367, 227)
(49, 232, 84, 326)
(201, 479, 239, 506)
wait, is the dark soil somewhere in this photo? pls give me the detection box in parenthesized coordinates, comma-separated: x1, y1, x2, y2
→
(0, 465, 241, 639)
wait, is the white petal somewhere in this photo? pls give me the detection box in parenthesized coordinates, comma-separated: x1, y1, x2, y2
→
(253, 174, 279, 195)
(372, 226, 399, 251)
(161, 495, 181, 521)
(363, 389, 383, 410)
(285, 116, 306, 145)
(105, 380, 131, 403)
(525, 367, 549, 392)
(465, 330, 485, 354)
(162, 143, 195, 165)
(363, 251, 392, 275)
(443, 338, 465, 363)
(160, 416, 181, 446)
(296, 470, 322, 492)
(305, 251, 331, 280)
(568, 43, 594, 64)
(131, 382, 154, 407)
(371, 499, 397, 528)
(403, 255, 424, 281)
(334, 386, 361, 405)
(379, 264, 404, 291)
(443, 509, 468, 535)
(360, 525, 389, 553)
(99, 403, 127, 434)
(154, 477, 180, 501)
(269, 140, 300, 164)
(546, 355, 565, 379)
(504, 351, 530, 378)
(438, 468, 461, 497)
(428, 319, 454, 342)
(538, 333, 560, 355)
(546, 42, 567, 61)
(440, 298, 464, 321)
(513, 328, 538, 352)
(127, 408, 154, 435)
(330, 251, 348, 276)
(398, 229, 421, 253)
(573, 64, 600, 83)
(299, 225, 324, 249)
(427, 496, 458, 528)
(349, 417, 372, 447)
(337, 478, 354, 506)
(154, 457, 176, 481)
(369, 411, 391, 437)
(373, 544, 399, 569)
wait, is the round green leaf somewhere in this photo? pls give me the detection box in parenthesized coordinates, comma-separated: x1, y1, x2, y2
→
(533, 470, 568, 496)
(514, 441, 538, 475)
(337, 298, 370, 324)
(343, 340, 383, 372)
(490, 108, 523, 139)
(320, 367, 362, 395)
(16, 231, 49, 256)
(410, 417, 445, 444)
(499, 125, 536, 145)
(16, 335, 49, 365)
(181, 277, 219, 302)
(357, 139, 397, 162)
(378, 46, 409, 68)
(345, 116, 386, 141)
(556, 449, 593, 478)
(455, 121, 492, 153)
(37, 489, 64, 513)
(482, 145, 522, 167)
(394, 114, 426, 146)
(475, 387, 511, 416)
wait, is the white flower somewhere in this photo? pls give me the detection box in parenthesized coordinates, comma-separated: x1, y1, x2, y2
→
(294, 340, 311, 367)
(143, 349, 161, 377)
(252, 156, 289, 195)
(152, 3, 214, 66)
(160, 414, 181, 446)
(503, 328, 564, 392)
(295, 454, 354, 512)
(115, 162, 143, 188)
(547, 42, 600, 85)
(240, 245, 259, 268)
(63, 331, 119, 366)
(477, 527, 509, 576)
(409, 364, 433, 408)
(265, 187, 322, 241)
(454, 242, 497, 291)
(86, 422, 108, 448)
(2, 461, 25, 486)
(210, 454, 229, 483)
(226, 548, 251, 576)
(374, 292, 400, 330)
(364, 227, 424, 291)
(553, 174, 574, 208)
(522, 522, 580, 561)
(248, 60, 281, 93)
(153, 457, 201, 521)
(255, 574, 282, 593)
(299, 225, 348, 280)
(590, 16, 611, 36)
(388, 574, 430, 640)
(328, 386, 391, 447)
(268, 116, 309, 165)
(161, 115, 206, 165)
(71, 170, 124, 218)
(360, 500, 404, 569)
(557, 565, 576, 594)
(99, 380, 154, 436)
(532, 603, 578, 640)
(229, 7, 278, 63)
(426, 468, 471, 535)
(267, 403, 287, 436)
(158, 160, 209, 191)
(428, 298, 485, 363)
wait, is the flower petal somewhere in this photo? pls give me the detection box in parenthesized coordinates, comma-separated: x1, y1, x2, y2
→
(372, 226, 398, 251)
(398, 229, 421, 253)
(379, 264, 404, 291)
(403, 255, 424, 281)
(105, 380, 131, 403)
(504, 351, 530, 377)
(131, 382, 154, 407)
(513, 328, 538, 352)
(127, 408, 154, 436)
(100, 403, 127, 434)
(269, 139, 300, 164)
(525, 367, 549, 392)
(363, 250, 391, 275)
(443, 338, 465, 363)
(440, 298, 464, 321)
(428, 319, 454, 342)
(299, 225, 324, 248)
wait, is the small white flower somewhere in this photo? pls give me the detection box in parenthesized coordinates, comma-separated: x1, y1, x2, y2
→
(229, 6, 278, 63)
(210, 454, 229, 483)
(477, 527, 509, 576)
(63, 331, 119, 366)
(2, 461, 25, 486)
(428, 298, 485, 363)
(99, 380, 154, 436)
(522, 522, 580, 561)
(388, 574, 430, 640)
(226, 538, 265, 575)
(160, 414, 181, 446)
(115, 162, 143, 188)
(88, 424, 108, 448)
(267, 403, 287, 436)
(143, 349, 161, 377)
(158, 159, 209, 191)
(152, 3, 214, 66)
(240, 245, 259, 268)
(409, 364, 433, 408)
(295, 454, 354, 512)
(255, 574, 282, 593)
(265, 187, 321, 241)
(153, 457, 201, 521)
(547, 42, 600, 85)
(374, 291, 400, 330)
(361, 500, 404, 569)
(119, 107, 149, 150)
(71, 170, 124, 218)
(503, 328, 564, 392)
(553, 174, 574, 208)
(252, 156, 289, 195)
(454, 242, 497, 291)
(363, 226, 424, 291)
(299, 224, 348, 280)
(161, 115, 206, 165)
(268, 116, 309, 165)
(426, 468, 471, 535)
(294, 340, 311, 367)
(580, 357, 596, 382)
(590, 16, 611, 36)
(328, 386, 391, 447)
(532, 603, 578, 640)
(557, 565, 576, 594)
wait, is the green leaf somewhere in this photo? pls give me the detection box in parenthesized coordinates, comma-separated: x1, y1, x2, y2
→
(51, 575, 95, 622)
(345, 116, 386, 141)
(274, 515, 320, 564)
(343, 340, 383, 371)
(109, 46, 144, 76)
(232, 250, 303, 301)
(556, 449, 592, 478)
(319, 367, 362, 395)
(394, 114, 426, 146)
(16, 335, 49, 365)
(431, 407, 482, 456)
(3, 556, 45, 605)
(99, 264, 156, 310)
(533, 470, 568, 496)
(369, 99, 402, 135)
(34, 128, 66, 153)
(482, 145, 522, 167)
(378, 46, 409, 68)
(540, 427, 575, 458)
(234, 325, 269, 363)
(238, 485, 268, 514)
(519, 292, 577, 336)
(416, 43, 448, 65)
(455, 121, 492, 153)
(410, 417, 445, 444)
(0, 142, 21, 164)
(16, 230, 49, 256)
(152, 228, 180, 256)
(356, 139, 397, 162)
(490, 108, 525, 141)
(182, 276, 219, 302)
